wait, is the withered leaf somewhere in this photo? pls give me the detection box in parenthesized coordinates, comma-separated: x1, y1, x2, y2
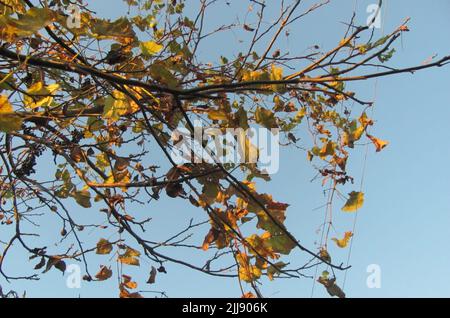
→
(147, 266, 157, 284)
(95, 266, 112, 281)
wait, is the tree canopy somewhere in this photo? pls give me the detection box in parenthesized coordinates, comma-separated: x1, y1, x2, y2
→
(0, 0, 448, 298)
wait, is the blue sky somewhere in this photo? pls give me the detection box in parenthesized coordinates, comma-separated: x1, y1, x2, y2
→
(1, 0, 450, 298)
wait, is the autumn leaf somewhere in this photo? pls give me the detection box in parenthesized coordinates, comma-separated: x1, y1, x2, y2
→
(331, 231, 353, 248)
(90, 17, 136, 44)
(24, 82, 59, 109)
(96, 238, 113, 255)
(147, 266, 157, 284)
(122, 274, 138, 289)
(267, 261, 287, 281)
(268, 232, 296, 255)
(118, 246, 140, 266)
(0, 7, 55, 41)
(246, 233, 278, 260)
(318, 276, 346, 298)
(255, 107, 278, 129)
(95, 266, 112, 281)
(243, 24, 255, 32)
(140, 41, 164, 57)
(367, 134, 389, 152)
(208, 109, 228, 121)
(319, 248, 331, 263)
(341, 191, 364, 212)
(73, 189, 92, 208)
(119, 288, 143, 298)
(34, 257, 46, 270)
(202, 227, 219, 251)
(0, 95, 22, 133)
(43, 257, 65, 274)
(102, 90, 138, 122)
(236, 252, 262, 282)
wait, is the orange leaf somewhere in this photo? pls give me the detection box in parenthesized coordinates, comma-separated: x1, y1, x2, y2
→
(95, 266, 112, 281)
(367, 134, 389, 152)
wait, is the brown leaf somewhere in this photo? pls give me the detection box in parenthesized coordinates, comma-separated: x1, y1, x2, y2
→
(34, 257, 45, 270)
(54, 260, 66, 273)
(95, 266, 112, 281)
(147, 266, 157, 284)
(202, 227, 219, 251)
(96, 238, 113, 255)
(122, 274, 138, 289)
(243, 24, 255, 32)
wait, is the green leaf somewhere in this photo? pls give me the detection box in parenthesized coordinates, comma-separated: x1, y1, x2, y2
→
(341, 191, 364, 212)
(267, 232, 296, 255)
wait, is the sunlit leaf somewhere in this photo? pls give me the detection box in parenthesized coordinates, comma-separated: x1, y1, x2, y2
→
(341, 191, 364, 212)
(140, 41, 163, 57)
(0, 95, 22, 132)
(331, 231, 353, 248)
(367, 134, 389, 152)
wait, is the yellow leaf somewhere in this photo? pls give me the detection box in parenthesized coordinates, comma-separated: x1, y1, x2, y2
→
(270, 64, 283, 81)
(331, 231, 353, 248)
(0, 95, 13, 113)
(341, 191, 364, 212)
(208, 109, 228, 121)
(0, 95, 22, 133)
(102, 90, 138, 122)
(270, 64, 284, 91)
(246, 233, 278, 260)
(140, 41, 163, 57)
(319, 141, 336, 159)
(24, 82, 59, 109)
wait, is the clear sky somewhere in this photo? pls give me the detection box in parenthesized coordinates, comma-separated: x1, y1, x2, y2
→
(1, 0, 450, 298)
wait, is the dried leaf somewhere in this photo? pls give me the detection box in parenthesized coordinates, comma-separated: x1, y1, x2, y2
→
(95, 266, 112, 281)
(147, 266, 157, 284)
(96, 238, 113, 255)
